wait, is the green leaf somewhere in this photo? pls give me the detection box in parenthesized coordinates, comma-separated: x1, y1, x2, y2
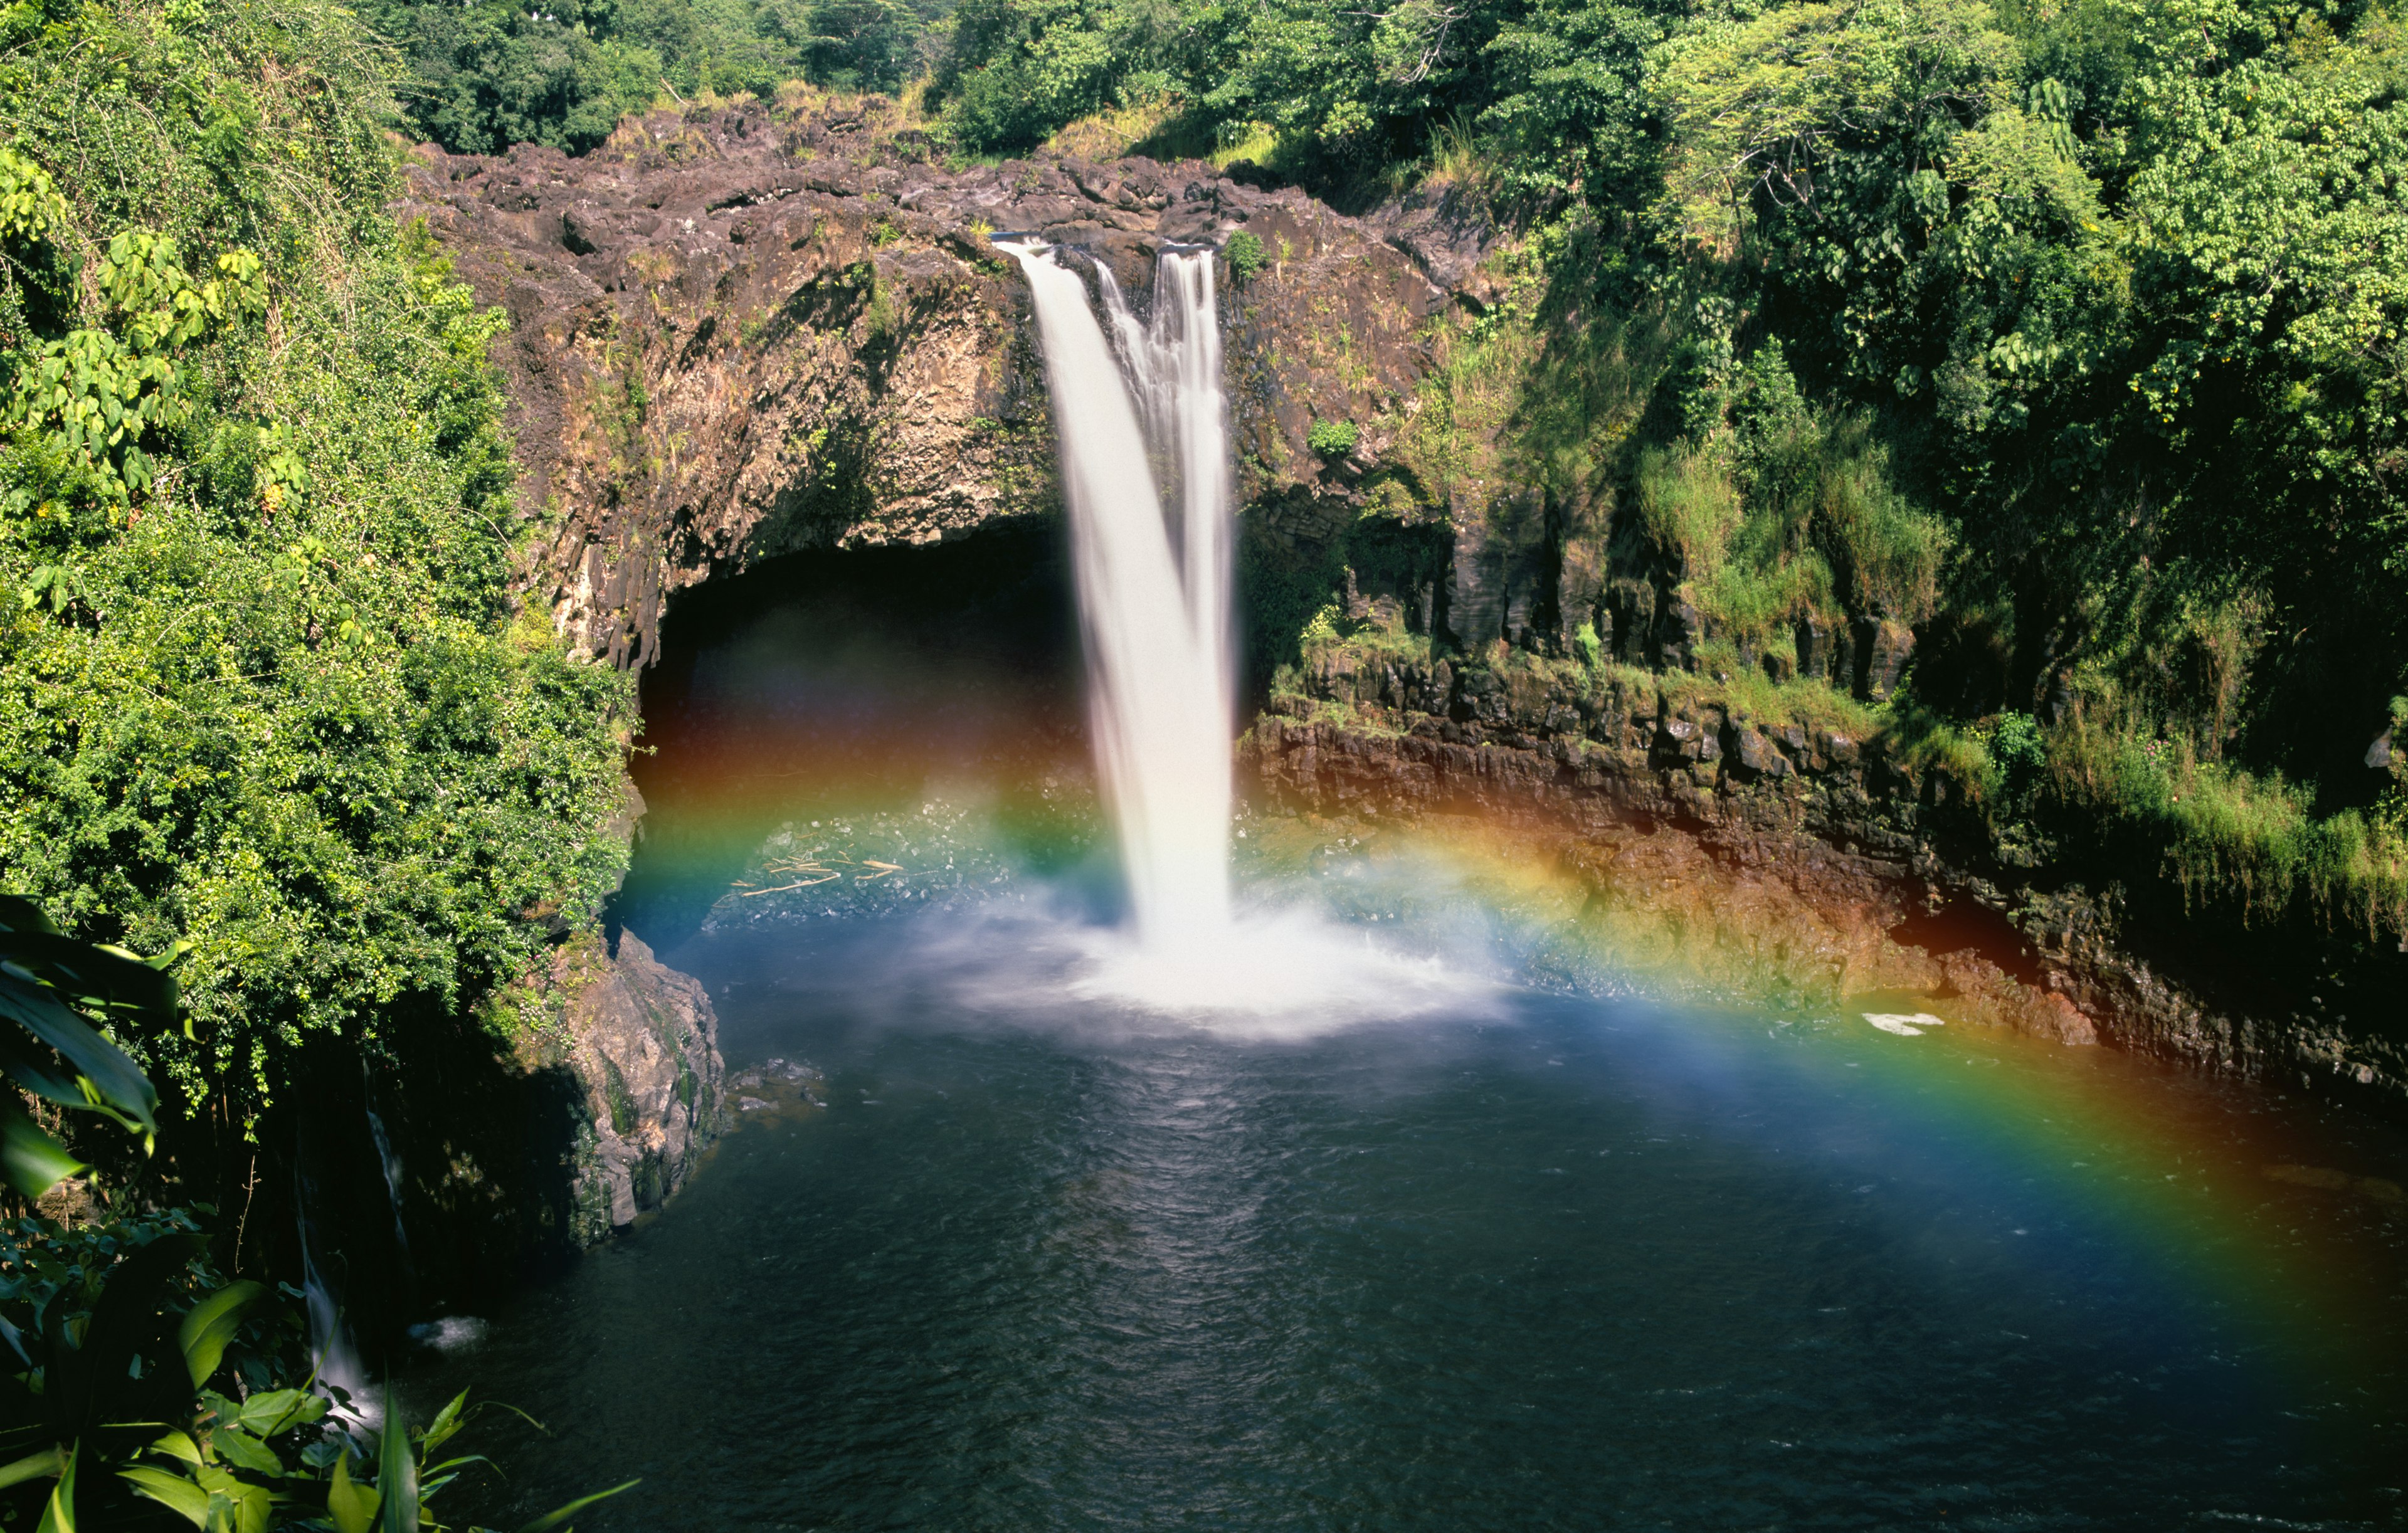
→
(514, 1478, 640, 1533)
(119, 1465, 210, 1527)
(376, 1384, 417, 1533)
(206, 1425, 280, 1477)
(0, 897, 61, 937)
(233, 1385, 317, 1437)
(34, 1441, 73, 1533)
(418, 1389, 470, 1457)
(0, 971, 159, 1132)
(328, 1451, 378, 1533)
(1, 926, 180, 1020)
(0, 1026, 100, 1110)
(177, 1281, 264, 1389)
(145, 1430, 204, 1468)
(231, 1480, 273, 1533)
(0, 1446, 65, 1491)
(0, 1099, 86, 1199)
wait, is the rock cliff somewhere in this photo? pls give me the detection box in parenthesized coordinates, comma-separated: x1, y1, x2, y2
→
(1250, 653, 2406, 1105)
(403, 98, 1481, 666)
(547, 927, 726, 1240)
(401, 95, 2400, 1223)
(403, 100, 1499, 1241)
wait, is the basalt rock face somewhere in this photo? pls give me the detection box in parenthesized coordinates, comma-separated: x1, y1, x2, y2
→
(402, 101, 1472, 666)
(1250, 660, 2408, 1107)
(549, 928, 726, 1242)
(260, 924, 728, 1330)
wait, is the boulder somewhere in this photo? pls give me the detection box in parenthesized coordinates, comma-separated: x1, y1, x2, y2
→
(552, 930, 726, 1238)
(1731, 726, 1787, 777)
(1660, 594, 1706, 673)
(1795, 616, 1834, 683)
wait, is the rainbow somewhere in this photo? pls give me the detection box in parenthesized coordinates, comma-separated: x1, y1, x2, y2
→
(623, 719, 2408, 1414)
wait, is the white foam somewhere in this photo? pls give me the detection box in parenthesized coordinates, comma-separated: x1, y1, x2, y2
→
(407, 1315, 488, 1354)
(1864, 1012, 1946, 1036)
(875, 898, 1499, 1044)
(1062, 907, 1497, 1038)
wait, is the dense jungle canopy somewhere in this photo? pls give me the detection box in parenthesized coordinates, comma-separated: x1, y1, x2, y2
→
(3, 0, 2405, 1147)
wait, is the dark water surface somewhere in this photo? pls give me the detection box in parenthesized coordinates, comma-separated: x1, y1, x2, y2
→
(422, 909, 2408, 1531)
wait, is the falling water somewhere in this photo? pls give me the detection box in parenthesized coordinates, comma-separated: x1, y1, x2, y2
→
(295, 1170, 374, 1421)
(362, 1065, 413, 1266)
(1001, 240, 1235, 951)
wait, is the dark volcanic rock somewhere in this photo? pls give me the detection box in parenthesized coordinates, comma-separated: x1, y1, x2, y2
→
(399, 102, 1479, 666)
(1250, 666, 2408, 1107)
(1859, 618, 1914, 701)
(552, 928, 725, 1239)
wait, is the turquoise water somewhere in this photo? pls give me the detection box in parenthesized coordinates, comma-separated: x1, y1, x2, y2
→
(422, 903, 2408, 1530)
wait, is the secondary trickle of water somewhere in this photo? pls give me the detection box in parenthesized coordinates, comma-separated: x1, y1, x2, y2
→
(295, 1167, 372, 1421)
(1000, 240, 1235, 951)
(363, 1065, 413, 1266)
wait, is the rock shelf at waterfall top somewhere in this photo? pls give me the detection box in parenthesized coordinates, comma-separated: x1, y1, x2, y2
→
(402, 100, 1473, 666)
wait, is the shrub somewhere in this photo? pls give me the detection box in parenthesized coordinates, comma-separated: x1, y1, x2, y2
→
(1988, 711, 2047, 799)
(1573, 620, 1602, 670)
(1224, 231, 1269, 285)
(1307, 418, 1360, 458)
(0, 0, 633, 1129)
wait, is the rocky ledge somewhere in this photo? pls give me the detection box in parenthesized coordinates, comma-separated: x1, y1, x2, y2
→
(1250, 654, 2406, 1109)
(403, 98, 1482, 666)
(547, 927, 727, 1241)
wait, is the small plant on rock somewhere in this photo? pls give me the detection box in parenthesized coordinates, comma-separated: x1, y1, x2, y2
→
(1223, 231, 1267, 285)
(1307, 418, 1359, 459)
(1988, 711, 2048, 801)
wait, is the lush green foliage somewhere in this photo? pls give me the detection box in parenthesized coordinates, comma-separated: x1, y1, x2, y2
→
(942, 0, 2408, 940)
(927, 0, 1675, 187)
(367, 0, 944, 154)
(0, 0, 634, 1123)
(0, 923, 625, 1531)
(0, 1205, 633, 1530)
(0, 896, 176, 1199)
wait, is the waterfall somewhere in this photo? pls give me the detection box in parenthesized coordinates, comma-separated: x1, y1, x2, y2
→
(1001, 240, 1235, 950)
(362, 1064, 412, 1265)
(295, 1168, 374, 1421)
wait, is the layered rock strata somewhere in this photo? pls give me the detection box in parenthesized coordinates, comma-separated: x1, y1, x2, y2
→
(1250, 659, 2406, 1106)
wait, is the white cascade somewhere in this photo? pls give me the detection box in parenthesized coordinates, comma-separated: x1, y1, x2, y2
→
(294, 1180, 374, 1421)
(1001, 240, 1235, 951)
(362, 1065, 412, 1263)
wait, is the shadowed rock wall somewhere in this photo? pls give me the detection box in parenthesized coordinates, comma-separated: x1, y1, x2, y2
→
(1250, 659, 2408, 1110)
